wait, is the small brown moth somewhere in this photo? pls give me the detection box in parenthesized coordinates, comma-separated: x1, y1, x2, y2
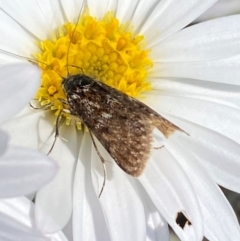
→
(0, 49, 185, 196)
(61, 74, 183, 178)
(0, 11, 185, 196)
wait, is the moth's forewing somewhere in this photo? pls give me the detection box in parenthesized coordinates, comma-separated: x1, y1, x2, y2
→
(95, 80, 184, 137)
(63, 75, 182, 176)
(63, 75, 154, 176)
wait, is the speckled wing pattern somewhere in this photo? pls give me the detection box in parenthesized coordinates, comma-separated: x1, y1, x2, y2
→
(63, 75, 182, 176)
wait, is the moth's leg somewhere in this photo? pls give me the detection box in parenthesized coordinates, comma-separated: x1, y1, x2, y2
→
(29, 102, 53, 110)
(30, 98, 69, 110)
(30, 99, 70, 154)
(58, 98, 69, 106)
(47, 109, 63, 155)
(89, 130, 107, 198)
(154, 145, 164, 150)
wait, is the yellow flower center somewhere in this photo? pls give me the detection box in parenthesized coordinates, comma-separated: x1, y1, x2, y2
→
(35, 10, 153, 127)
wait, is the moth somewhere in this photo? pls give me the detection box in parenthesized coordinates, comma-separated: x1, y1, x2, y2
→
(0, 34, 185, 197)
(61, 74, 184, 180)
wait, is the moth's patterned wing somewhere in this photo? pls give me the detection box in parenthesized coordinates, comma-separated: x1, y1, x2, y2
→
(63, 75, 153, 176)
(96, 81, 184, 137)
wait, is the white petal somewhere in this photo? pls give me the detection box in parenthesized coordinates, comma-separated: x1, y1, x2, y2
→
(0, 129, 9, 157)
(166, 134, 240, 241)
(195, 0, 240, 23)
(2, 107, 54, 150)
(150, 77, 240, 109)
(151, 15, 240, 62)
(35, 125, 79, 234)
(115, 0, 139, 24)
(140, 0, 218, 46)
(72, 133, 110, 241)
(0, 0, 64, 40)
(0, 8, 37, 63)
(0, 197, 69, 241)
(161, 115, 240, 194)
(46, 231, 69, 241)
(145, 93, 240, 144)
(59, 0, 84, 22)
(87, 0, 117, 19)
(139, 147, 203, 241)
(135, 181, 169, 241)
(130, 0, 160, 35)
(153, 54, 240, 85)
(0, 145, 57, 198)
(91, 138, 146, 241)
(61, 219, 72, 241)
(0, 197, 40, 230)
(0, 63, 40, 125)
(0, 198, 46, 241)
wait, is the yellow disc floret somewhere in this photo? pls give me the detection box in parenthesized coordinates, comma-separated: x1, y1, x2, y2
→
(34, 10, 153, 127)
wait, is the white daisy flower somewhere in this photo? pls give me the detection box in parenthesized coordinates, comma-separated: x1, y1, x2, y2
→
(1, 0, 240, 241)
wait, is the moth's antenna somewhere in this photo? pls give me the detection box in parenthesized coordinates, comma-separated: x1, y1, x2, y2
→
(66, 4, 84, 76)
(66, 64, 84, 74)
(0, 49, 44, 65)
(0, 49, 64, 79)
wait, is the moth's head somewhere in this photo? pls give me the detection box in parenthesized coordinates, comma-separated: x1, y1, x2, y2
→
(62, 77, 67, 89)
(62, 74, 93, 93)
(62, 76, 72, 92)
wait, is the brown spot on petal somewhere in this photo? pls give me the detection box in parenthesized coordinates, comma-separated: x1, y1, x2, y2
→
(176, 212, 192, 229)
